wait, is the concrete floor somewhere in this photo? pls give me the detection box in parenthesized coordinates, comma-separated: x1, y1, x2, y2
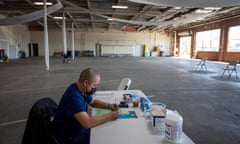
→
(0, 57, 240, 144)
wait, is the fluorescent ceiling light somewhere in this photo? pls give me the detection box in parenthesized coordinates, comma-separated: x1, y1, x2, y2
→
(53, 16, 65, 19)
(198, 18, 205, 20)
(107, 18, 114, 21)
(174, 7, 181, 9)
(196, 9, 212, 14)
(204, 7, 221, 10)
(112, 5, 128, 9)
(34, 2, 53, 5)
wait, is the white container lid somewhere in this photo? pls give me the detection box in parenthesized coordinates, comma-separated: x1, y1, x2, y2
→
(166, 110, 183, 122)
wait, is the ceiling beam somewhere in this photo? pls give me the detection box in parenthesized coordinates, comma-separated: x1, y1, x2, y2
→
(55, 21, 62, 28)
(6, 7, 166, 18)
(121, 5, 153, 30)
(66, 11, 80, 29)
(108, 0, 121, 31)
(73, 19, 109, 23)
(164, 8, 198, 21)
(63, 8, 164, 17)
(17, 10, 45, 27)
(149, 8, 198, 32)
(87, 0, 94, 30)
(174, 10, 240, 30)
(138, 8, 198, 32)
(137, 7, 173, 32)
(24, 0, 34, 6)
(47, 19, 109, 23)
(131, 5, 153, 20)
(37, 21, 44, 27)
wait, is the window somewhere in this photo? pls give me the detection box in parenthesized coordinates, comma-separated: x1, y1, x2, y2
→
(228, 26, 240, 52)
(196, 29, 220, 51)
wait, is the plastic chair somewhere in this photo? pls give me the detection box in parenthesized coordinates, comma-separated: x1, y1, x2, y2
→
(221, 60, 239, 79)
(195, 57, 208, 71)
(22, 97, 58, 144)
(117, 78, 132, 90)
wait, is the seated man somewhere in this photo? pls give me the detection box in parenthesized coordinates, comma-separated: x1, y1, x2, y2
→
(63, 53, 69, 63)
(53, 68, 118, 144)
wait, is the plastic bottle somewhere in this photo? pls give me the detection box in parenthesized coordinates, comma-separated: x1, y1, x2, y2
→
(165, 110, 183, 143)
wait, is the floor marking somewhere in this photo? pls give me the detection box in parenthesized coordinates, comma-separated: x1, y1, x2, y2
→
(0, 85, 66, 94)
(0, 119, 27, 127)
(0, 79, 135, 93)
(101, 78, 135, 83)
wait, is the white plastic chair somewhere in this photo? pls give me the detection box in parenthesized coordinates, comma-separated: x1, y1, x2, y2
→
(117, 78, 132, 90)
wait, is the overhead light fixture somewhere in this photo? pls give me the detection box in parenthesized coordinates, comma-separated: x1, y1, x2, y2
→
(34, 2, 53, 6)
(112, 5, 128, 9)
(198, 17, 205, 21)
(204, 7, 221, 10)
(107, 18, 114, 21)
(53, 16, 65, 19)
(195, 9, 213, 14)
(174, 7, 181, 9)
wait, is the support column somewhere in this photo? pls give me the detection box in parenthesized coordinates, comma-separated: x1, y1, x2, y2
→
(191, 29, 196, 59)
(71, 22, 75, 59)
(44, 0, 49, 70)
(218, 24, 227, 61)
(174, 31, 177, 56)
(62, 12, 67, 56)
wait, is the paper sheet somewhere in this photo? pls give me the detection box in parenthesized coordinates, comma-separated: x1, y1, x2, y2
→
(95, 108, 137, 119)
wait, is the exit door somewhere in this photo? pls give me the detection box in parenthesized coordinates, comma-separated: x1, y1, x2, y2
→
(179, 37, 191, 58)
(29, 43, 39, 56)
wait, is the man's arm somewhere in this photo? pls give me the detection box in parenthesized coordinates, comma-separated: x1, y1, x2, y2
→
(74, 111, 118, 129)
(90, 99, 118, 111)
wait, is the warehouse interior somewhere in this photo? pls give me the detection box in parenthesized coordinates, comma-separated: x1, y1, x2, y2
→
(0, 0, 240, 144)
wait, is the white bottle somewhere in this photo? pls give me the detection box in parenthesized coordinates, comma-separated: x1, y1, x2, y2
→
(165, 110, 183, 143)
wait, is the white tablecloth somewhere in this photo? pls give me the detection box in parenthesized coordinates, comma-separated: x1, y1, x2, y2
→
(90, 90, 195, 144)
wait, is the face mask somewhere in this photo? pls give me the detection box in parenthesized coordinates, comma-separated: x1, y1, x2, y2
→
(86, 87, 97, 95)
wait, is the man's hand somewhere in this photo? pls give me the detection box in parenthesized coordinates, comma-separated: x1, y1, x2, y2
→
(108, 111, 118, 120)
(109, 103, 119, 111)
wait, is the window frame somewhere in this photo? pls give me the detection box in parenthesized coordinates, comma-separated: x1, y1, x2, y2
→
(227, 25, 240, 52)
(195, 29, 221, 52)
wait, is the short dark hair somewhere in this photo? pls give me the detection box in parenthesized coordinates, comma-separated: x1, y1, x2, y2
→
(79, 68, 99, 83)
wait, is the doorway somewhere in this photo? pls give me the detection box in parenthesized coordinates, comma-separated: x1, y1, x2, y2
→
(134, 44, 144, 57)
(28, 43, 39, 56)
(179, 36, 191, 58)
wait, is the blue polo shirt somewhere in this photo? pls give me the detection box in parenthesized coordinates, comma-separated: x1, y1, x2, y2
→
(53, 83, 93, 144)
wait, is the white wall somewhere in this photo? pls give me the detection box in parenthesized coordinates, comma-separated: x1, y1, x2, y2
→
(86, 32, 171, 56)
(30, 31, 85, 56)
(30, 30, 171, 56)
(0, 24, 30, 56)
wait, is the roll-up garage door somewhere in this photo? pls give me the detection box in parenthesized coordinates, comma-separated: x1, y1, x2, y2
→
(99, 40, 135, 56)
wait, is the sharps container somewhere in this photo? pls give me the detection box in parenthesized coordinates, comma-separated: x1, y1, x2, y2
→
(165, 110, 183, 143)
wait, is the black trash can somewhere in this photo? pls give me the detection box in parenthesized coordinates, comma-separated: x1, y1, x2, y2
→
(159, 51, 164, 57)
